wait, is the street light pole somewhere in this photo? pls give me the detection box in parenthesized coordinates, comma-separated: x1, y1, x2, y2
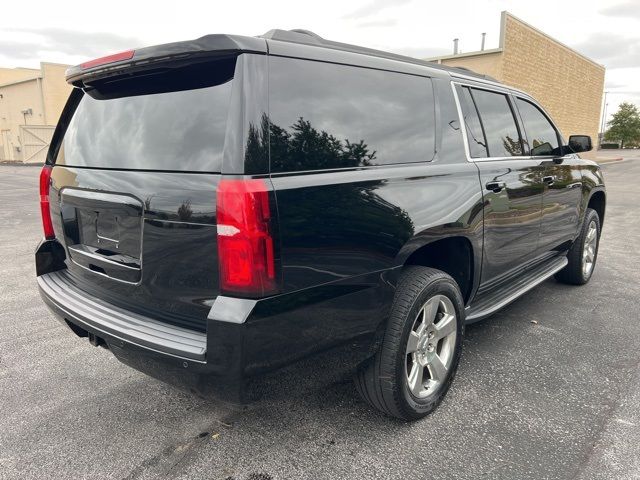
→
(600, 91, 609, 136)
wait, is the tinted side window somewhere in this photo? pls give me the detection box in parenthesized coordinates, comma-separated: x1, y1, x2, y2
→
(516, 98, 559, 156)
(456, 86, 488, 158)
(470, 88, 522, 157)
(269, 57, 435, 172)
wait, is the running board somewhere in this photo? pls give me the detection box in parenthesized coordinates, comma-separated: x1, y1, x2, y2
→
(465, 256, 568, 323)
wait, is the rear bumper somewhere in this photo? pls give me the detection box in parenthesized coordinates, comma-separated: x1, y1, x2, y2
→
(38, 270, 206, 361)
(36, 242, 395, 403)
(37, 269, 247, 403)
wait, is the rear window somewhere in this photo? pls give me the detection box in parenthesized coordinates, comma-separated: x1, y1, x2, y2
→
(56, 59, 235, 172)
(268, 57, 436, 172)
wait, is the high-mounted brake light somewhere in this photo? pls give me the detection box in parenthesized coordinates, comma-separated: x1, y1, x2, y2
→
(216, 179, 276, 297)
(39, 165, 55, 240)
(80, 49, 135, 69)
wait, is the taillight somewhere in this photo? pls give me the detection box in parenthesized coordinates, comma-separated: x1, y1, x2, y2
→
(39, 165, 55, 240)
(216, 179, 276, 297)
(80, 49, 135, 69)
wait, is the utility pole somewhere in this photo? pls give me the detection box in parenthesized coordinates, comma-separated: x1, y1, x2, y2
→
(600, 91, 609, 135)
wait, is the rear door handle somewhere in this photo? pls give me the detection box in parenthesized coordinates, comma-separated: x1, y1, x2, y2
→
(543, 175, 555, 185)
(485, 181, 506, 193)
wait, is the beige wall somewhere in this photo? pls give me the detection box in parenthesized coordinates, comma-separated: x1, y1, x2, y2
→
(0, 67, 40, 85)
(0, 79, 46, 160)
(439, 50, 504, 80)
(500, 13, 604, 143)
(432, 12, 605, 146)
(41, 63, 73, 125)
(0, 62, 71, 161)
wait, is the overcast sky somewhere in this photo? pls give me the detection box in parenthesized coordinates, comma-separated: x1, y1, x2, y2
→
(1, 0, 639, 125)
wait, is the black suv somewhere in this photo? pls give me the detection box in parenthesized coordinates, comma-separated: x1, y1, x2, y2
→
(36, 30, 606, 420)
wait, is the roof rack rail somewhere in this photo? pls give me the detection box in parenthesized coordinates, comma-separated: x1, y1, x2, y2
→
(259, 29, 499, 83)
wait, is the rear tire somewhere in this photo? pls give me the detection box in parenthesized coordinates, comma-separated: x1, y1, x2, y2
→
(555, 208, 601, 285)
(355, 266, 464, 421)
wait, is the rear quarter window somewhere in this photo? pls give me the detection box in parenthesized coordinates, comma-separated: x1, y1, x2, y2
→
(268, 57, 436, 172)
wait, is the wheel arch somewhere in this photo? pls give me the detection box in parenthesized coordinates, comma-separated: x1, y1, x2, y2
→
(400, 235, 477, 305)
(587, 189, 606, 227)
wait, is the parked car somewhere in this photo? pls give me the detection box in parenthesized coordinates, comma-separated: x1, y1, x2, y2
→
(36, 29, 606, 420)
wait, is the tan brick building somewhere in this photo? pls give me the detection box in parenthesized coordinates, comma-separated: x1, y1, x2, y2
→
(0, 63, 71, 163)
(427, 11, 605, 146)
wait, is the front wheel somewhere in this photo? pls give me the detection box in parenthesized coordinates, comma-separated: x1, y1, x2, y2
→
(355, 267, 464, 420)
(555, 208, 601, 285)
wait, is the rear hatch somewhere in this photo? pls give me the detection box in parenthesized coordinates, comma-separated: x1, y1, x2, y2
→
(48, 55, 238, 333)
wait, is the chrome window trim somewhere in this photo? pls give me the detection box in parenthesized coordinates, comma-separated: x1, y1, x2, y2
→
(449, 72, 530, 96)
(450, 80, 540, 163)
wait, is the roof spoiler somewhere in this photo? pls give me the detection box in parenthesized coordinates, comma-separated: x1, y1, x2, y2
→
(66, 34, 267, 87)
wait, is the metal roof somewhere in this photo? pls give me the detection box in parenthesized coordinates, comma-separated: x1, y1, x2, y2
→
(260, 29, 499, 83)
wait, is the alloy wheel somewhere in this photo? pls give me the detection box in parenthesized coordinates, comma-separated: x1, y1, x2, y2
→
(405, 295, 457, 398)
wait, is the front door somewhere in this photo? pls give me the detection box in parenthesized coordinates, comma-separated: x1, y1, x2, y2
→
(513, 97, 583, 250)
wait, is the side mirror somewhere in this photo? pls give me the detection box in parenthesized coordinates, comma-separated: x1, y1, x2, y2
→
(568, 135, 593, 153)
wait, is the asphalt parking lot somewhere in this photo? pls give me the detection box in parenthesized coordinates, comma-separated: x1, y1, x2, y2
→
(1, 153, 639, 480)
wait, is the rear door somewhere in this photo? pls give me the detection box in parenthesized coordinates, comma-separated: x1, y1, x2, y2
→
(456, 85, 544, 284)
(48, 57, 240, 332)
(513, 96, 583, 250)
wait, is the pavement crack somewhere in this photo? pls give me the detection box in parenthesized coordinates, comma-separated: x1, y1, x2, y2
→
(120, 418, 235, 480)
(121, 445, 176, 480)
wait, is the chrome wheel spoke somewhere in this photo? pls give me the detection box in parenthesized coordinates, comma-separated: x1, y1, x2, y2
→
(415, 318, 427, 337)
(427, 354, 448, 382)
(423, 297, 440, 326)
(581, 220, 598, 277)
(434, 313, 456, 339)
(406, 331, 420, 354)
(407, 361, 425, 396)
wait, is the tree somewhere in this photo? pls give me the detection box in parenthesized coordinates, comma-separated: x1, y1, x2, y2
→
(267, 116, 377, 171)
(245, 115, 413, 249)
(604, 102, 640, 148)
